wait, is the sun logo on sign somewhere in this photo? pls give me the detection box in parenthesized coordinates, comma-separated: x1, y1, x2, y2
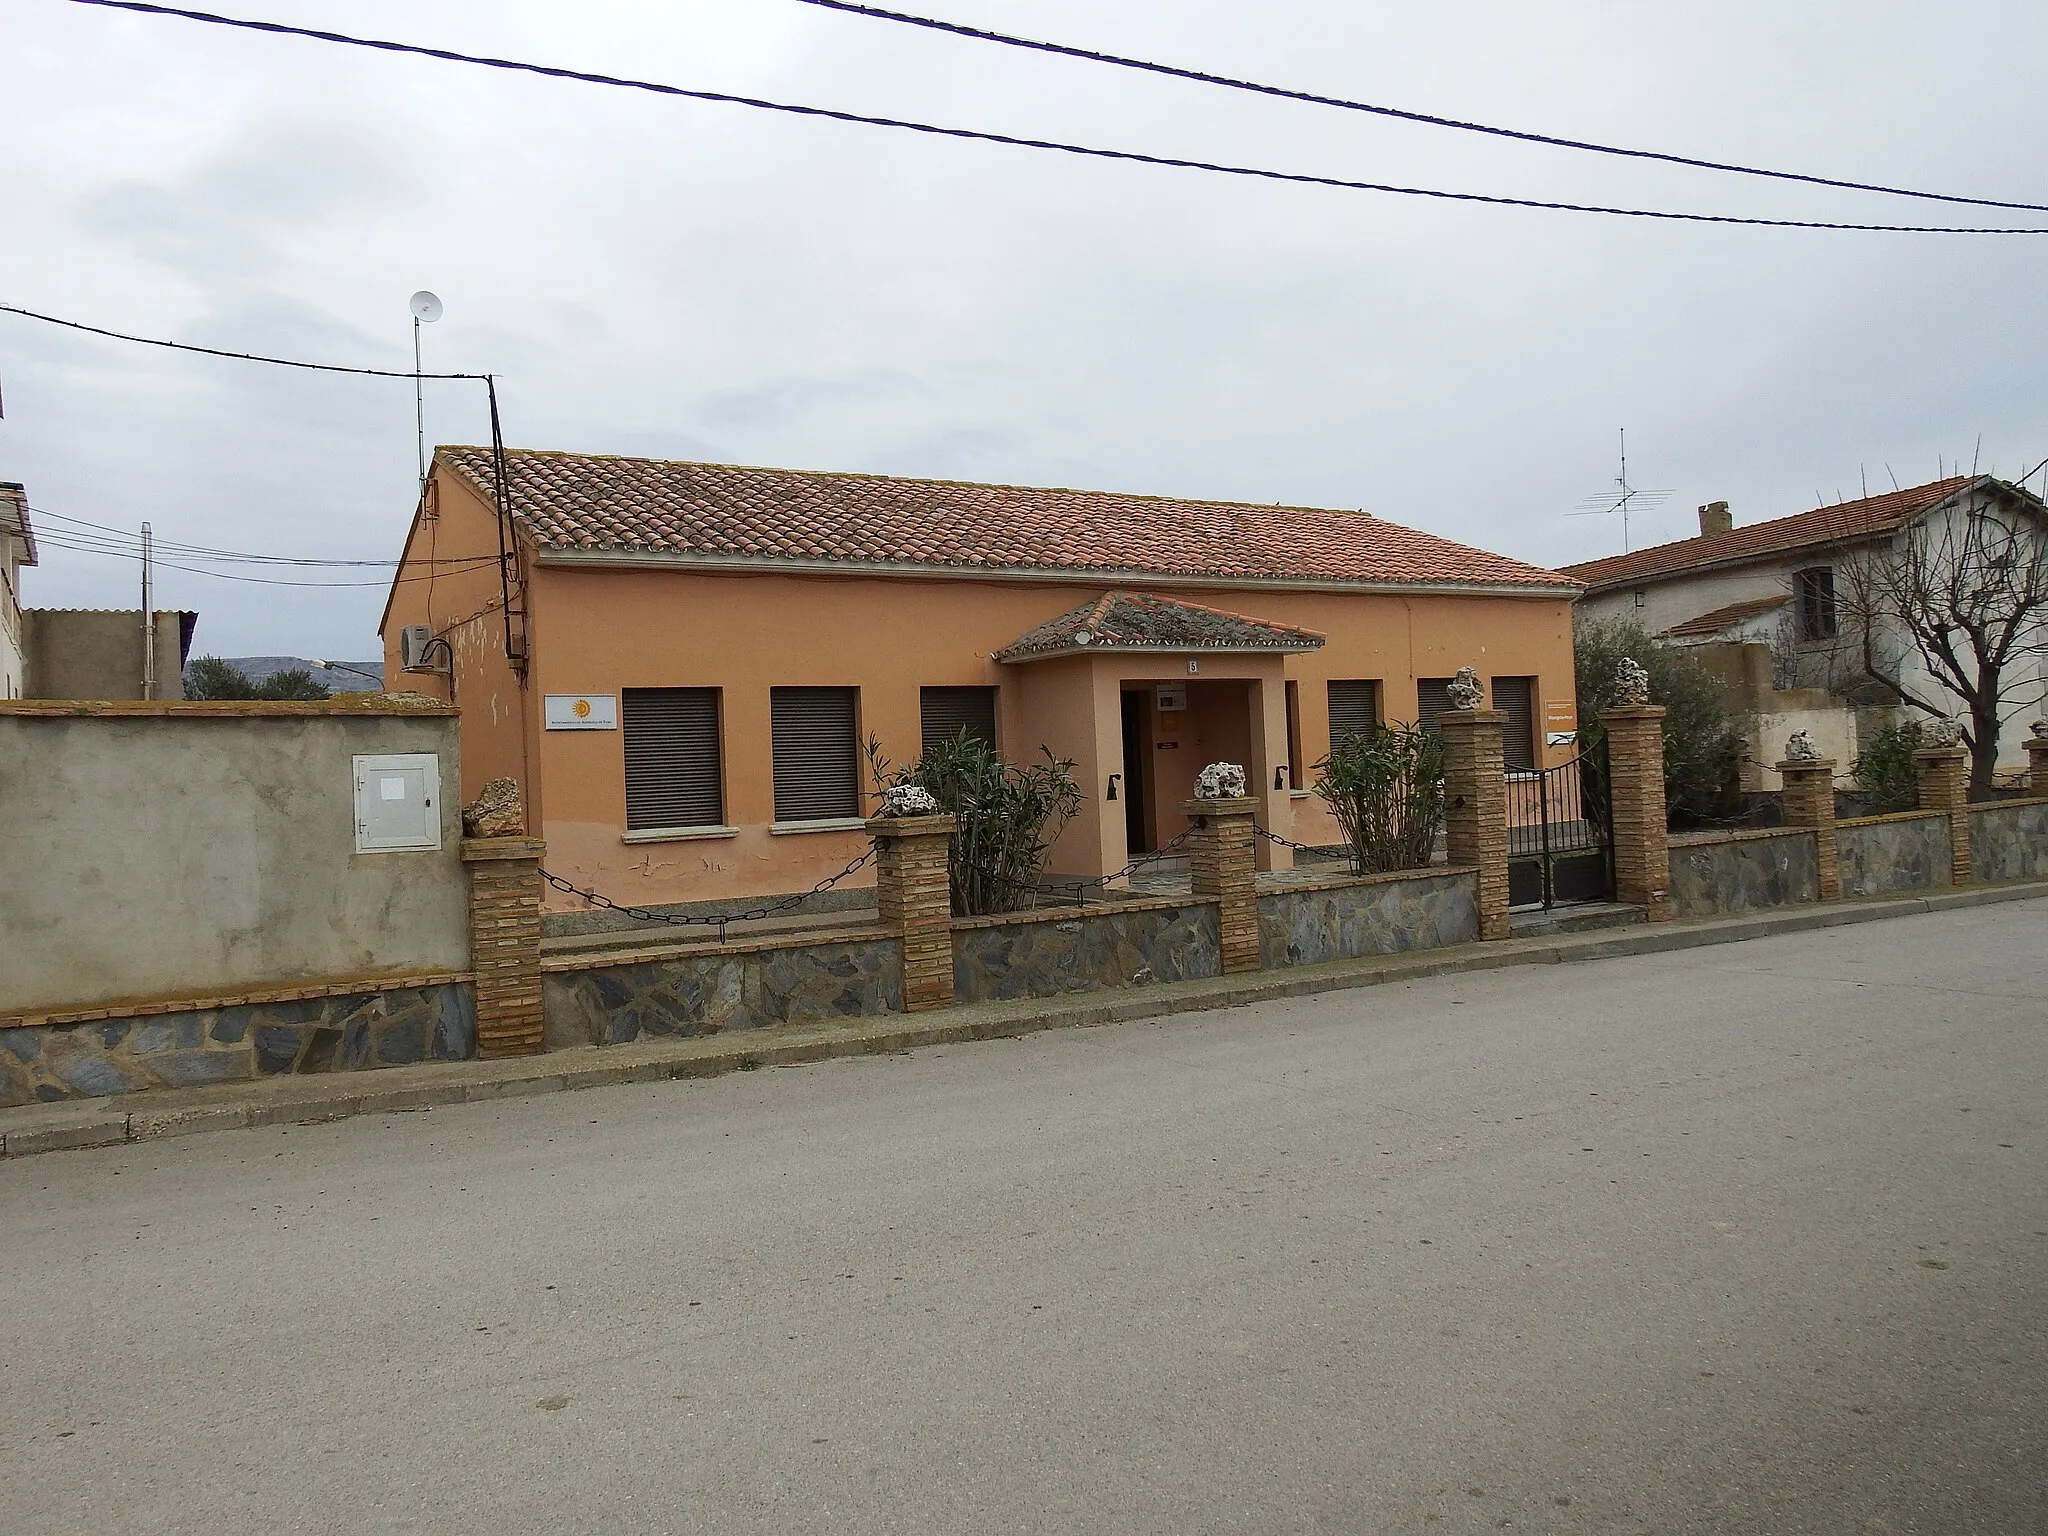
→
(573, 698, 592, 720)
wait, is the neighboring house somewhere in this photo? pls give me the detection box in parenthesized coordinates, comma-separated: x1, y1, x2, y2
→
(0, 483, 33, 700)
(22, 609, 197, 700)
(1564, 477, 2048, 786)
(382, 449, 1583, 908)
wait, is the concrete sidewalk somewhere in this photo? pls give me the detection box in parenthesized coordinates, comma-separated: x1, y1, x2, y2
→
(5, 878, 2044, 1160)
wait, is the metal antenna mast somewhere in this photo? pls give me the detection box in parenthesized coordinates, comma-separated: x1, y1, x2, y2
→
(409, 291, 444, 495)
(1568, 428, 1674, 552)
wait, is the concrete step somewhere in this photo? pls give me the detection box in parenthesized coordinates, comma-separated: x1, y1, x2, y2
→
(1509, 902, 1649, 938)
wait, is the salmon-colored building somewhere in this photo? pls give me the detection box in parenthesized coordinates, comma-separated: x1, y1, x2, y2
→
(382, 449, 1582, 908)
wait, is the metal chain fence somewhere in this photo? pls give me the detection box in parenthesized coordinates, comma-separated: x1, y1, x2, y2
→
(539, 849, 876, 944)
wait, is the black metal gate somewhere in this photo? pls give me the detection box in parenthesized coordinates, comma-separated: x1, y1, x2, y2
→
(1506, 745, 1614, 910)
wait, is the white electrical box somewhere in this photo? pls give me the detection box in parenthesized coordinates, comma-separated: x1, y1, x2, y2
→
(353, 753, 442, 853)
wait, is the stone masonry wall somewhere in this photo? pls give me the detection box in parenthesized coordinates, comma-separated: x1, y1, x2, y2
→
(1971, 800, 2048, 883)
(1257, 870, 1478, 969)
(952, 903, 1221, 1004)
(0, 982, 475, 1108)
(1837, 813, 1948, 898)
(542, 937, 901, 1049)
(1668, 829, 1819, 919)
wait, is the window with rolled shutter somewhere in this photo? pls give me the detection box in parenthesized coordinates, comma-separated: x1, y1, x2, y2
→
(1490, 675, 1537, 770)
(1415, 677, 1453, 734)
(1325, 680, 1381, 749)
(771, 686, 861, 822)
(920, 686, 998, 758)
(622, 688, 723, 830)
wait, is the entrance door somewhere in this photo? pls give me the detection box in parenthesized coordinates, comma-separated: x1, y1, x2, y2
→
(1505, 742, 1615, 910)
(1120, 689, 1152, 854)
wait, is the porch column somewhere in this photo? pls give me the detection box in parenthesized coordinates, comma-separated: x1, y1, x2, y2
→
(1602, 706, 1673, 921)
(1776, 756, 1839, 901)
(1185, 795, 1260, 973)
(869, 812, 958, 1011)
(1436, 709, 1510, 941)
(1913, 743, 1971, 886)
(462, 836, 547, 1058)
(2025, 726, 2048, 792)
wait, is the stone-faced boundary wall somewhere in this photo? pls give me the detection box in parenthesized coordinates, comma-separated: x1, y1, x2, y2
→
(0, 974, 474, 1108)
(1668, 828, 1819, 919)
(541, 927, 901, 1048)
(1972, 798, 2048, 883)
(1837, 811, 1949, 898)
(1258, 868, 1478, 968)
(952, 899, 1221, 1004)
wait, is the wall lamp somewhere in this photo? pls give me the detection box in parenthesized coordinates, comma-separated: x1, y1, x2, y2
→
(1106, 773, 1121, 801)
(1274, 766, 1288, 789)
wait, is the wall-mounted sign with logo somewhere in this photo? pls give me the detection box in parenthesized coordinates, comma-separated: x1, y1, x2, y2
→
(1155, 683, 1187, 712)
(543, 694, 618, 730)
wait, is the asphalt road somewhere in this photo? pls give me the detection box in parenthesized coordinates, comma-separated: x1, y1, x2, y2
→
(5, 901, 2045, 1535)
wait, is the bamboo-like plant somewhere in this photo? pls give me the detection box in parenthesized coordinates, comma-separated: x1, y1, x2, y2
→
(1313, 722, 1446, 873)
(867, 731, 1082, 915)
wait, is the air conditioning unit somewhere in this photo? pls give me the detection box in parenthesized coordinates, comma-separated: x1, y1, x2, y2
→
(399, 624, 446, 673)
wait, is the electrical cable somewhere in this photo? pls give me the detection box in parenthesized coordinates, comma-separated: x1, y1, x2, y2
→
(0, 302, 486, 379)
(28, 528, 501, 586)
(796, 0, 2048, 215)
(27, 503, 492, 566)
(52, 0, 2048, 235)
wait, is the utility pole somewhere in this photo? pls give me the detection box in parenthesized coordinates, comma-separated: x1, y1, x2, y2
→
(140, 521, 156, 699)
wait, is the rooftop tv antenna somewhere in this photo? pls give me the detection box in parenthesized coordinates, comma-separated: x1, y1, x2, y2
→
(1568, 428, 1674, 552)
(410, 290, 443, 494)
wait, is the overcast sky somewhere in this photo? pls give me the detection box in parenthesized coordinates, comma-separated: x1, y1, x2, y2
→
(5, 0, 2046, 659)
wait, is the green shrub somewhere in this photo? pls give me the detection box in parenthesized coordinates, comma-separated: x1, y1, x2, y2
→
(1573, 619, 1740, 827)
(1313, 722, 1446, 873)
(868, 731, 1082, 916)
(1852, 721, 1923, 812)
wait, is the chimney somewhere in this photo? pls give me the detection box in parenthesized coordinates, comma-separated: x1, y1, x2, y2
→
(1698, 500, 1733, 537)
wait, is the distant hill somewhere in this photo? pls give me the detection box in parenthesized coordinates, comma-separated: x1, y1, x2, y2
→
(186, 655, 386, 692)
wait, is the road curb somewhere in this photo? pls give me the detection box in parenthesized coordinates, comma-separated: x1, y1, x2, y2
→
(6, 879, 2045, 1161)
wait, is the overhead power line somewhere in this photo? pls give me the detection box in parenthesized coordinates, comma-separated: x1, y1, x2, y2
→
(55, 0, 2048, 235)
(28, 528, 500, 587)
(28, 504, 489, 567)
(797, 0, 2048, 215)
(0, 302, 485, 380)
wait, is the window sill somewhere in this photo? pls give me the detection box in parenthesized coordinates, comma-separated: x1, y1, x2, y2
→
(769, 817, 869, 836)
(1289, 789, 1312, 800)
(621, 825, 738, 844)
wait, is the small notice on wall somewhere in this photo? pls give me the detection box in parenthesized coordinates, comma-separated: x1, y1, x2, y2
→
(544, 694, 618, 730)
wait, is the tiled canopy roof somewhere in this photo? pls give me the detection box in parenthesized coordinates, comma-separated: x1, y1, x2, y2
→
(1659, 594, 1787, 639)
(996, 592, 1326, 662)
(1562, 477, 1976, 593)
(438, 448, 1575, 591)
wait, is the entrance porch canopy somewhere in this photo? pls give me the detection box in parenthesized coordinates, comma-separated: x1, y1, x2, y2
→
(996, 594, 1325, 881)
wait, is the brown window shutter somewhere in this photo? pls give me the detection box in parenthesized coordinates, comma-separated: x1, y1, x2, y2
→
(622, 688, 723, 830)
(771, 686, 861, 821)
(1326, 679, 1381, 748)
(1490, 676, 1537, 770)
(1415, 677, 1454, 734)
(919, 686, 998, 758)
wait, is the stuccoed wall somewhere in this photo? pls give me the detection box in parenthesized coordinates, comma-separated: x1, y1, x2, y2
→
(1838, 813, 1948, 897)
(1972, 800, 2048, 882)
(543, 937, 901, 1048)
(1257, 870, 1478, 968)
(952, 903, 1221, 1004)
(0, 702, 466, 1016)
(0, 983, 474, 1108)
(1669, 830, 1819, 918)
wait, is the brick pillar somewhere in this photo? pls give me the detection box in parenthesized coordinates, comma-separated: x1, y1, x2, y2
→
(461, 836, 546, 1058)
(1436, 710, 1510, 940)
(1603, 706, 1672, 921)
(868, 813, 958, 1011)
(1914, 745, 1971, 885)
(1777, 758, 1839, 901)
(2026, 730, 2048, 793)
(1184, 796, 1260, 972)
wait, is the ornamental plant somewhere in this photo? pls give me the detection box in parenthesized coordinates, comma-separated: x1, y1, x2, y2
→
(1851, 719, 1924, 813)
(866, 730, 1082, 916)
(1313, 722, 1446, 873)
(1573, 619, 1740, 827)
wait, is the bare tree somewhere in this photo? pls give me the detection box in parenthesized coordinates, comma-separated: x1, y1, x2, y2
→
(1833, 488, 2048, 795)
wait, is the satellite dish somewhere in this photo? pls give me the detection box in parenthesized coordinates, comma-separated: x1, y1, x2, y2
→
(410, 290, 444, 324)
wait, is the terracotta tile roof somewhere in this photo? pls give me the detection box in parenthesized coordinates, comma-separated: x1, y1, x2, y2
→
(1561, 477, 1976, 592)
(996, 591, 1327, 661)
(1659, 594, 1788, 639)
(438, 448, 1575, 591)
